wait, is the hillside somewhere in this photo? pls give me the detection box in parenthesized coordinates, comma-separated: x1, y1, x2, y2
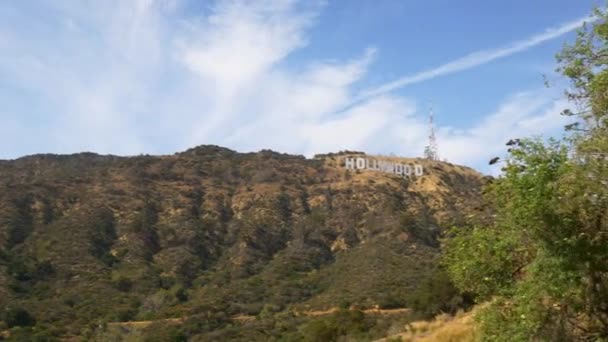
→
(0, 146, 489, 340)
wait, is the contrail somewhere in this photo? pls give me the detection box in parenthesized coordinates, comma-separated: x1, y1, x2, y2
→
(354, 15, 592, 102)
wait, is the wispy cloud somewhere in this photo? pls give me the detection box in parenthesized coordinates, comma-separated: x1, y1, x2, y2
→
(356, 15, 591, 101)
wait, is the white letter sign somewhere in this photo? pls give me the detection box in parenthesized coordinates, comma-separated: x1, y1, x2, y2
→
(343, 157, 424, 178)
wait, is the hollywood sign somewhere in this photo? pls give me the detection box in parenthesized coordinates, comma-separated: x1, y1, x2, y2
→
(344, 157, 424, 177)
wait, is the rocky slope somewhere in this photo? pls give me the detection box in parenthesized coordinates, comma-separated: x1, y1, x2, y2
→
(0, 146, 489, 340)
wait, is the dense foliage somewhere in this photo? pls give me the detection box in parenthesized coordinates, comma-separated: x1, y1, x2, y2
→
(443, 7, 608, 341)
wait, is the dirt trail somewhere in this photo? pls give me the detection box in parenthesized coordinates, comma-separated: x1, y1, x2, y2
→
(300, 307, 410, 317)
(108, 307, 411, 329)
(107, 317, 186, 329)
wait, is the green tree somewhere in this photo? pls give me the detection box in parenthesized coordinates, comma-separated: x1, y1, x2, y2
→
(443, 7, 608, 340)
(131, 200, 160, 259)
(87, 207, 117, 265)
(443, 140, 576, 340)
(275, 192, 292, 223)
(5, 195, 33, 248)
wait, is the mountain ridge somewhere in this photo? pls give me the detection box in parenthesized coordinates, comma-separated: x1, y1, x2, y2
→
(0, 145, 489, 340)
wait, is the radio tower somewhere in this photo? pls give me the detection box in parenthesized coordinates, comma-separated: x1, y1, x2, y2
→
(423, 106, 439, 160)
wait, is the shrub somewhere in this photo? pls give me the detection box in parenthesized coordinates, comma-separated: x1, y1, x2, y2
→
(112, 276, 133, 292)
(4, 307, 36, 328)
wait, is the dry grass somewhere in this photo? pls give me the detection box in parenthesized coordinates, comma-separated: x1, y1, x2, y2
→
(376, 309, 479, 342)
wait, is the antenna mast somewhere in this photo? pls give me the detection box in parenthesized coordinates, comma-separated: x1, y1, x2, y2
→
(424, 106, 439, 160)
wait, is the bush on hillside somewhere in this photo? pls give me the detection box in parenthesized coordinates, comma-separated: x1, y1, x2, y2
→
(3, 307, 36, 328)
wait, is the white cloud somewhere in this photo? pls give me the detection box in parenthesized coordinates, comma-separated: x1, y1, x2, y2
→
(299, 96, 419, 156)
(179, 0, 315, 90)
(438, 91, 570, 173)
(0, 0, 171, 155)
(215, 47, 378, 153)
(355, 15, 592, 102)
(0, 0, 578, 173)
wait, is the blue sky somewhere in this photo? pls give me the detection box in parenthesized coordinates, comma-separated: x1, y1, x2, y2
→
(0, 0, 599, 173)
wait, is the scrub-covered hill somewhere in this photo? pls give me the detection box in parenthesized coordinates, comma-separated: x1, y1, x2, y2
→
(0, 146, 489, 340)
